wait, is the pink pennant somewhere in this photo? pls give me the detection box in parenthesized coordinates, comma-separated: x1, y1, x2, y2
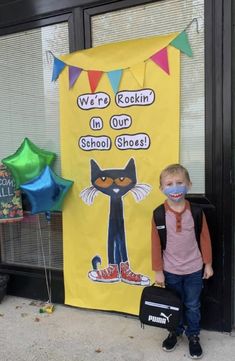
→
(150, 47, 169, 74)
(87, 70, 103, 92)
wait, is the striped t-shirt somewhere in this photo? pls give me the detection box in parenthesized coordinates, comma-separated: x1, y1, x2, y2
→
(151, 200, 212, 275)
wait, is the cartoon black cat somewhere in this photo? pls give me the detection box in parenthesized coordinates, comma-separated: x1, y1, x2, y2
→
(80, 158, 151, 286)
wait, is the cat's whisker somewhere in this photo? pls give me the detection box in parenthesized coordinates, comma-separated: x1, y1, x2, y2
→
(130, 188, 138, 201)
(138, 184, 151, 196)
(80, 186, 99, 205)
(136, 183, 152, 192)
(88, 187, 99, 204)
(130, 183, 151, 202)
(79, 188, 90, 204)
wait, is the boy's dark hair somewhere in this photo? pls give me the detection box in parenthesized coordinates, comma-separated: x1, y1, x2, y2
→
(159, 163, 191, 186)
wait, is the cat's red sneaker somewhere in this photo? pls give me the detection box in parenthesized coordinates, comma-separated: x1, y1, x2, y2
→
(88, 264, 120, 283)
(120, 261, 150, 286)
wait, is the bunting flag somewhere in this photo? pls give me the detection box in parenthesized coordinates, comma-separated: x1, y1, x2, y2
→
(69, 66, 82, 88)
(107, 69, 123, 94)
(150, 47, 169, 74)
(87, 70, 103, 92)
(51, 57, 66, 81)
(170, 31, 193, 57)
(129, 62, 146, 86)
(52, 29, 193, 93)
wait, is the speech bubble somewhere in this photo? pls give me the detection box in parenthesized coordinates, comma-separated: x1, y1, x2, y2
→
(110, 114, 132, 130)
(77, 92, 111, 110)
(115, 89, 155, 108)
(90, 117, 103, 130)
(78, 135, 112, 151)
(115, 133, 150, 150)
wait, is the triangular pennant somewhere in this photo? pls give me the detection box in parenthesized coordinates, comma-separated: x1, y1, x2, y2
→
(51, 57, 66, 81)
(150, 47, 169, 74)
(107, 69, 123, 94)
(129, 62, 146, 86)
(87, 70, 103, 92)
(170, 31, 193, 57)
(69, 66, 82, 88)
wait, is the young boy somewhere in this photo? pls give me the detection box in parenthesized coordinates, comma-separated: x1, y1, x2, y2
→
(151, 164, 213, 359)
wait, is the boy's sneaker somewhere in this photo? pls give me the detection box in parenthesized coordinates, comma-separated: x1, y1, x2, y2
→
(188, 335, 203, 359)
(162, 331, 178, 351)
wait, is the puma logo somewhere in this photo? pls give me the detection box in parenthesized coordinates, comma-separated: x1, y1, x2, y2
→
(160, 312, 172, 323)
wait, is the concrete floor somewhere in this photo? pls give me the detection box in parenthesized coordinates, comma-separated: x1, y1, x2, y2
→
(0, 295, 234, 361)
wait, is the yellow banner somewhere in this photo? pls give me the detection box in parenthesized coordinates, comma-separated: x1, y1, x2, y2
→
(60, 33, 180, 314)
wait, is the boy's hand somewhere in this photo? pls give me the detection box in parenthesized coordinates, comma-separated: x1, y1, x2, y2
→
(203, 264, 214, 279)
(155, 271, 165, 286)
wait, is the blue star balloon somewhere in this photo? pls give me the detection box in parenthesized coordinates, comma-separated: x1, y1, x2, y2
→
(20, 166, 73, 214)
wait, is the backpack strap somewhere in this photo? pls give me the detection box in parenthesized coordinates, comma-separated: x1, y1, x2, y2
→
(153, 202, 203, 252)
(189, 202, 203, 250)
(153, 204, 166, 251)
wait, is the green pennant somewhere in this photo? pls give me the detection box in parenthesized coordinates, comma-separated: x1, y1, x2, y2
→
(170, 31, 193, 57)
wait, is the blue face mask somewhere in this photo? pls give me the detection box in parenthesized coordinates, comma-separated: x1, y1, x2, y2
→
(163, 185, 188, 202)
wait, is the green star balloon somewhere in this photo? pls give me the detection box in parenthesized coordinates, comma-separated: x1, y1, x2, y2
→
(2, 138, 56, 189)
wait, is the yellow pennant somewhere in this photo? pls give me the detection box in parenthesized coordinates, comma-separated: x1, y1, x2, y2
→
(129, 62, 146, 87)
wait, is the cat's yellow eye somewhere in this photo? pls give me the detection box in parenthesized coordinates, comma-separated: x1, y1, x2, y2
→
(95, 177, 113, 188)
(115, 177, 132, 186)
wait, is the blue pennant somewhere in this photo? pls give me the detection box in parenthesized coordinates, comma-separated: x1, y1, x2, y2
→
(51, 57, 66, 82)
(107, 69, 123, 94)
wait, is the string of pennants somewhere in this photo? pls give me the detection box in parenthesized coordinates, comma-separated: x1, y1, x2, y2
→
(51, 30, 193, 94)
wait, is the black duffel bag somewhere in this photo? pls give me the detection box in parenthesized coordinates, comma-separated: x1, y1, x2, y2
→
(139, 284, 182, 331)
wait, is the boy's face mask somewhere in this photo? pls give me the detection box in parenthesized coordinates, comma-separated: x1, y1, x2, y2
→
(163, 185, 188, 202)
